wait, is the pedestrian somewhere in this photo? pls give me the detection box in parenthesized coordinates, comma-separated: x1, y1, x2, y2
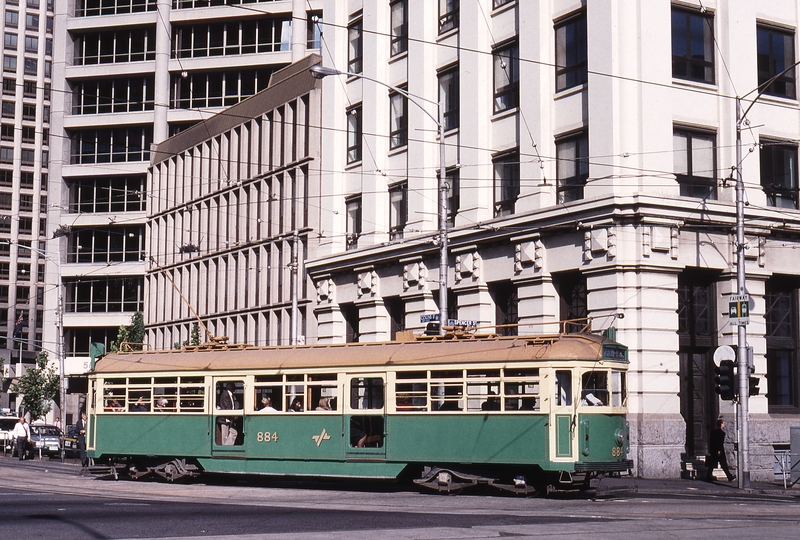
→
(706, 418, 735, 482)
(12, 416, 29, 460)
(75, 411, 88, 467)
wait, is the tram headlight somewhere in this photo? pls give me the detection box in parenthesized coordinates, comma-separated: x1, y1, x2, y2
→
(614, 429, 625, 446)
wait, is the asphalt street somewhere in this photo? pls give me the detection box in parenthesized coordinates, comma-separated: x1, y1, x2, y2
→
(1, 456, 799, 539)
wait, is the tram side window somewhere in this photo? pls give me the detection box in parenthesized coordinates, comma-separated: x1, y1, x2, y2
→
(504, 368, 540, 411)
(308, 374, 338, 411)
(350, 377, 384, 409)
(431, 370, 463, 412)
(581, 371, 608, 406)
(611, 370, 627, 407)
(466, 369, 500, 412)
(396, 371, 428, 411)
(178, 377, 205, 412)
(128, 389, 151, 412)
(103, 378, 126, 412)
(255, 374, 283, 412)
(154, 377, 177, 412)
(286, 374, 306, 412)
(556, 370, 572, 406)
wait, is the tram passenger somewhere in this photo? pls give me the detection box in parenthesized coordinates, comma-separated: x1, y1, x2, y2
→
(581, 392, 603, 406)
(259, 396, 277, 412)
(315, 398, 332, 411)
(351, 416, 383, 447)
(288, 397, 303, 412)
(481, 391, 501, 411)
(217, 383, 239, 445)
(130, 396, 150, 412)
(155, 398, 169, 412)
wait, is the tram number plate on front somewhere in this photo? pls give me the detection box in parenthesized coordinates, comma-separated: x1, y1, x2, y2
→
(256, 431, 279, 443)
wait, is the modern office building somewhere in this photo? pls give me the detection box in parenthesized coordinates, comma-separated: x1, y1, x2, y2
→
(145, 55, 322, 349)
(0, 0, 54, 412)
(42, 0, 322, 423)
(305, 0, 800, 480)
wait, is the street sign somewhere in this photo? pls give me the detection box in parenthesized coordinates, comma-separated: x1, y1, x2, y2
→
(447, 319, 477, 328)
(420, 314, 439, 323)
(728, 294, 749, 326)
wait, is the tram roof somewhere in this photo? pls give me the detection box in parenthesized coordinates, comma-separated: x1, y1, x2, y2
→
(93, 333, 624, 375)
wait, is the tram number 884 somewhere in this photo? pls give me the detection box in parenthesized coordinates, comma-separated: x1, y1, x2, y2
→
(256, 431, 279, 443)
(611, 446, 623, 457)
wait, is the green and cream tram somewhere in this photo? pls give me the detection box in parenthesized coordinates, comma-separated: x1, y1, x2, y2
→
(87, 332, 632, 493)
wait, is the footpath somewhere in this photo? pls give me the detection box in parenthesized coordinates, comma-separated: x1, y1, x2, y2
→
(596, 474, 800, 498)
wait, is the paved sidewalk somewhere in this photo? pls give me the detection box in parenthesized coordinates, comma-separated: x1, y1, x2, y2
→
(596, 474, 800, 498)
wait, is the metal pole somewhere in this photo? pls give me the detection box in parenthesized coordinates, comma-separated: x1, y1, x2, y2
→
(56, 253, 66, 433)
(290, 229, 299, 345)
(734, 98, 750, 489)
(437, 100, 448, 336)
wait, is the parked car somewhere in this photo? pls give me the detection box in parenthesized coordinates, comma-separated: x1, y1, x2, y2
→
(0, 416, 17, 452)
(27, 424, 62, 458)
(62, 425, 80, 458)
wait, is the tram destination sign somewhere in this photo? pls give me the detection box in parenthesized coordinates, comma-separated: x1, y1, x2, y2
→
(728, 294, 749, 326)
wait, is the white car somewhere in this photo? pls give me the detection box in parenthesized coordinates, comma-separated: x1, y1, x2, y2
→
(0, 416, 17, 452)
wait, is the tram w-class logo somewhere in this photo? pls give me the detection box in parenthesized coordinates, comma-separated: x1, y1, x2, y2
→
(312, 428, 331, 447)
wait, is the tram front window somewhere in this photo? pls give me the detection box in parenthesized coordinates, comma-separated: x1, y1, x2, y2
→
(581, 371, 608, 406)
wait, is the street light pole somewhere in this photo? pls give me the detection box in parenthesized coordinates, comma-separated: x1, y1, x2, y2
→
(6, 241, 66, 431)
(310, 64, 449, 335)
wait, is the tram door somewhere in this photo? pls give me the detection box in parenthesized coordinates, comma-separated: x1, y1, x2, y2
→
(549, 369, 576, 462)
(212, 378, 245, 455)
(345, 375, 387, 459)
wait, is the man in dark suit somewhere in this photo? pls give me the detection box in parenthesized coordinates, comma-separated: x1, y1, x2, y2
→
(75, 412, 88, 467)
(218, 383, 239, 445)
(706, 418, 735, 482)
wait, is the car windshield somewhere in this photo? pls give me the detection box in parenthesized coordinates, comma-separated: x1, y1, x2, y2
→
(32, 426, 61, 436)
(0, 419, 17, 431)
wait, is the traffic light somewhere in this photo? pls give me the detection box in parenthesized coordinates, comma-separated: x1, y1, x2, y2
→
(715, 360, 736, 401)
(749, 374, 760, 396)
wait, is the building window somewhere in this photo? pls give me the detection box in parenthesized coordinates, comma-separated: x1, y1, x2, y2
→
(389, 182, 407, 240)
(25, 14, 38, 31)
(555, 271, 587, 333)
(493, 0, 513, 8)
(766, 277, 798, 413)
(69, 127, 153, 164)
(493, 41, 519, 113)
(439, 0, 458, 34)
(346, 196, 362, 250)
(3, 78, 14, 95)
(4, 33, 17, 50)
(390, 0, 407, 57)
(346, 104, 362, 164)
(493, 151, 519, 217)
(445, 168, 459, 226)
(672, 7, 714, 84)
(73, 77, 155, 115)
(438, 66, 459, 131)
(3, 56, 16, 73)
(0, 124, 12, 141)
(556, 131, 589, 203)
(5, 11, 18, 28)
(674, 128, 716, 199)
(760, 141, 798, 209)
(75, 29, 156, 65)
(757, 25, 796, 100)
(342, 303, 359, 342)
(489, 281, 518, 336)
(76, 0, 157, 17)
(65, 277, 144, 313)
(307, 13, 322, 50)
(68, 176, 146, 213)
(555, 11, 587, 92)
(348, 16, 362, 74)
(24, 36, 37, 53)
(386, 296, 405, 341)
(70, 226, 144, 264)
(389, 89, 407, 150)
(172, 18, 291, 58)
(171, 69, 271, 109)
(23, 57, 36, 75)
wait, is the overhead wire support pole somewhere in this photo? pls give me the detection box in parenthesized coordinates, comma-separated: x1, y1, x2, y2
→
(309, 64, 448, 335)
(732, 58, 800, 489)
